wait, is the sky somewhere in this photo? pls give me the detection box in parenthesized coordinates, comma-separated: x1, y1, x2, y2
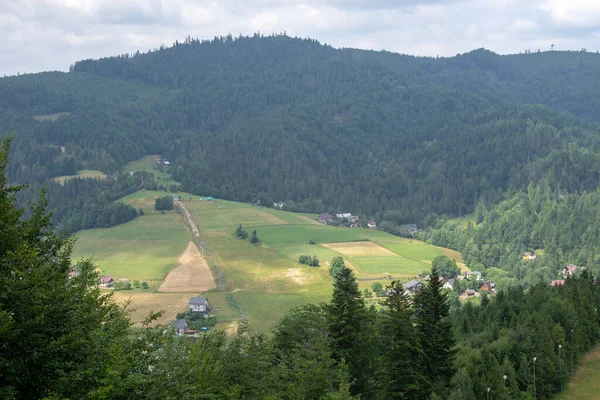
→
(1, 0, 600, 76)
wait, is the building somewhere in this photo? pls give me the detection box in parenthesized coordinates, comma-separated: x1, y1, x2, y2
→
(443, 278, 455, 290)
(68, 270, 79, 280)
(521, 252, 537, 261)
(170, 319, 188, 336)
(189, 297, 211, 315)
(465, 271, 482, 281)
(563, 264, 578, 278)
(403, 279, 423, 295)
(400, 224, 418, 235)
(318, 213, 334, 224)
(336, 213, 352, 219)
(480, 281, 496, 293)
(273, 201, 284, 209)
(98, 275, 114, 288)
(153, 158, 170, 165)
(367, 220, 377, 229)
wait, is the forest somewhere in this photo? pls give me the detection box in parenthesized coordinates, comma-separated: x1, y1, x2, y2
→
(3, 34, 600, 232)
(1, 136, 599, 399)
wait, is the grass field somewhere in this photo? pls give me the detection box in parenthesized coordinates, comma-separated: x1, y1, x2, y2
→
(124, 155, 178, 187)
(558, 345, 600, 399)
(72, 191, 463, 332)
(53, 169, 107, 184)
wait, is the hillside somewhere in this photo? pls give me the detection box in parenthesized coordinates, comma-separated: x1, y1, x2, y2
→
(72, 190, 462, 330)
(3, 35, 600, 231)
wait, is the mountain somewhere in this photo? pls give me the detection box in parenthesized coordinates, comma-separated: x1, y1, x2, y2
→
(2, 34, 600, 229)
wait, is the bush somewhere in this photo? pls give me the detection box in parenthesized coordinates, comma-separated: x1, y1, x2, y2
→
(114, 281, 132, 290)
(308, 239, 316, 245)
(235, 224, 249, 239)
(141, 281, 149, 290)
(250, 229, 259, 243)
(299, 254, 319, 267)
(133, 280, 140, 288)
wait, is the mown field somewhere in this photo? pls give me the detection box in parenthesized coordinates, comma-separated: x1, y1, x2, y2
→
(52, 169, 107, 184)
(558, 345, 600, 399)
(73, 190, 463, 332)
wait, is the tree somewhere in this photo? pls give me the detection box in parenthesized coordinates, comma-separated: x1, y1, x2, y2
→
(250, 229, 259, 244)
(413, 266, 456, 396)
(141, 281, 149, 289)
(235, 224, 248, 239)
(371, 281, 383, 294)
(326, 265, 369, 394)
(363, 288, 372, 298)
(0, 138, 131, 398)
(432, 255, 460, 279)
(329, 256, 346, 277)
(377, 280, 424, 399)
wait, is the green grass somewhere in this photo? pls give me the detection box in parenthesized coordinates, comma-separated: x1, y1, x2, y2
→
(72, 210, 189, 281)
(558, 345, 600, 399)
(124, 155, 178, 187)
(53, 169, 107, 184)
(71, 190, 463, 332)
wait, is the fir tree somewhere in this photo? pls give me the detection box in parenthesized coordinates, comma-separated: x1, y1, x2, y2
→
(413, 266, 456, 396)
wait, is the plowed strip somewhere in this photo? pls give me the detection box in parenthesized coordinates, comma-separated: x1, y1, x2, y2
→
(158, 241, 216, 292)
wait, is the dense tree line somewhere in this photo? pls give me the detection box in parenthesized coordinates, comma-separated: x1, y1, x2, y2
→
(3, 35, 600, 228)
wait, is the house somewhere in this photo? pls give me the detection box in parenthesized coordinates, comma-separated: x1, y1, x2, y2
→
(550, 279, 566, 287)
(98, 275, 114, 288)
(153, 158, 170, 165)
(367, 220, 377, 229)
(465, 271, 482, 281)
(443, 278, 455, 290)
(480, 281, 496, 293)
(403, 279, 423, 295)
(336, 213, 352, 219)
(170, 319, 188, 336)
(273, 201, 284, 209)
(318, 213, 334, 224)
(348, 215, 360, 223)
(400, 224, 418, 235)
(521, 252, 537, 261)
(465, 289, 476, 297)
(563, 264, 578, 278)
(68, 270, 79, 279)
(189, 296, 211, 315)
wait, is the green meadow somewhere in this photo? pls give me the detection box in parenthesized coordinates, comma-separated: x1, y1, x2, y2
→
(558, 345, 600, 400)
(53, 169, 107, 184)
(72, 191, 463, 332)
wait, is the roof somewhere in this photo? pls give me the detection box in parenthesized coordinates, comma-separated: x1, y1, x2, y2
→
(447, 278, 455, 285)
(170, 319, 188, 330)
(189, 296, 209, 305)
(336, 213, 352, 218)
(99, 275, 113, 282)
(403, 279, 422, 289)
(465, 289, 476, 295)
(319, 213, 333, 219)
(565, 264, 578, 272)
(367, 220, 376, 224)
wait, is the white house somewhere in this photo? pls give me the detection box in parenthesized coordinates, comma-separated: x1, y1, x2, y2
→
(189, 296, 211, 315)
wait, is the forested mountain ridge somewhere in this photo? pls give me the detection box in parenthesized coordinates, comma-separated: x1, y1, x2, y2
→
(3, 34, 600, 228)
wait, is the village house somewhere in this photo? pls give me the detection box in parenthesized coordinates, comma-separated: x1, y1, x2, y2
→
(465, 271, 482, 281)
(153, 158, 170, 165)
(68, 270, 79, 280)
(273, 201, 284, 209)
(443, 278, 455, 290)
(367, 220, 377, 229)
(480, 281, 496, 293)
(465, 289, 477, 298)
(400, 224, 418, 235)
(170, 319, 188, 336)
(563, 264, 579, 278)
(403, 279, 423, 295)
(318, 213, 334, 224)
(189, 296, 211, 316)
(98, 275, 114, 288)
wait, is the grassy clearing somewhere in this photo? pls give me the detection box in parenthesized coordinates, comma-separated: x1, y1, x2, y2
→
(72, 210, 189, 281)
(53, 169, 107, 184)
(558, 345, 600, 399)
(33, 112, 70, 121)
(124, 154, 178, 187)
(112, 291, 194, 327)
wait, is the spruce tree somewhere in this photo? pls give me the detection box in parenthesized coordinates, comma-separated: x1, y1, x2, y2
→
(326, 265, 368, 394)
(413, 266, 456, 395)
(377, 280, 424, 399)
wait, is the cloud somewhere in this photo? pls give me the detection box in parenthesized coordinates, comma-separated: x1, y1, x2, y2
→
(0, 0, 599, 76)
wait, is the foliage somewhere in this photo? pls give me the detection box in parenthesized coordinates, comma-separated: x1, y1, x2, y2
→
(250, 229, 259, 244)
(114, 281, 132, 290)
(235, 224, 249, 239)
(329, 256, 346, 277)
(432, 255, 461, 279)
(154, 196, 174, 211)
(298, 254, 320, 267)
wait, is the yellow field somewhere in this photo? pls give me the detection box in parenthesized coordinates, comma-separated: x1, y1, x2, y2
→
(158, 241, 216, 293)
(53, 169, 107, 184)
(111, 291, 194, 327)
(322, 241, 399, 257)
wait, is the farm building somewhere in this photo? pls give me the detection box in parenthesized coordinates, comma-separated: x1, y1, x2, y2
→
(98, 275, 114, 288)
(367, 220, 377, 229)
(153, 158, 170, 165)
(465, 271, 482, 281)
(403, 279, 423, 295)
(189, 296, 211, 315)
(318, 213, 334, 224)
(170, 319, 188, 336)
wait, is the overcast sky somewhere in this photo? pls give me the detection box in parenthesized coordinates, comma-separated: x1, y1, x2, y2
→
(1, 0, 599, 76)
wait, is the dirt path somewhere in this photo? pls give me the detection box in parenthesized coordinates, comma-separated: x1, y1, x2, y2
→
(158, 241, 216, 293)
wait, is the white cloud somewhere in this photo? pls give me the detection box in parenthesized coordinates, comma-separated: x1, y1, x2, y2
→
(0, 0, 599, 76)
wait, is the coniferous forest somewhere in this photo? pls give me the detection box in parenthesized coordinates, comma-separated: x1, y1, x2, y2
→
(3, 34, 600, 398)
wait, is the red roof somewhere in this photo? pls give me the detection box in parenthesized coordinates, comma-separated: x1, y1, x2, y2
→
(566, 264, 578, 273)
(550, 279, 565, 287)
(99, 275, 114, 283)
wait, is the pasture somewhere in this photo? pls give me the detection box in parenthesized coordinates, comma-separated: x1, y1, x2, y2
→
(53, 169, 107, 184)
(558, 345, 600, 399)
(124, 154, 178, 187)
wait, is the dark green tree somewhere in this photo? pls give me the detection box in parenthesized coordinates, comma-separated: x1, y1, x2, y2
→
(413, 266, 456, 396)
(432, 255, 461, 279)
(250, 229, 259, 244)
(329, 256, 346, 278)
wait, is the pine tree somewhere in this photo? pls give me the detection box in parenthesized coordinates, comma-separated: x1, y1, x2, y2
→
(377, 280, 424, 398)
(250, 229, 259, 243)
(326, 265, 368, 394)
(413, 266, 456, 395)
